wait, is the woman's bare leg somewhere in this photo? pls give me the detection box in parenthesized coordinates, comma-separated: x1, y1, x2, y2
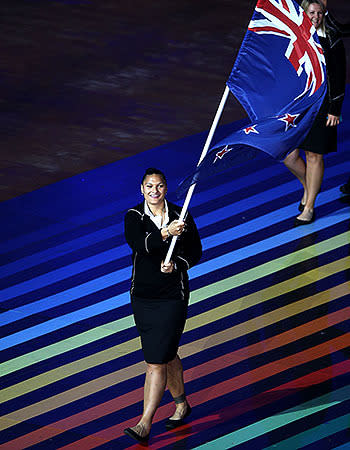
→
(284, 149, 307, 204)
(166, 355, 189, 419)
(297, 151, 324, 221)
(130, 363, 167, 437)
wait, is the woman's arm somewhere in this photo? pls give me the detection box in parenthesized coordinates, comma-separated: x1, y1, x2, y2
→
(327, 42, 346, 117)
(124, 210, 167, 254)
(326, 11, 350, 37)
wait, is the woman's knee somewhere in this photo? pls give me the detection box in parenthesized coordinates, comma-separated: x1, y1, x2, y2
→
(284, 149, 299, 166)
(306, 151, 323, 164)
(167, 354, 181, 369)
(146, 362, 167, 374)
(168, 354, 179, 364)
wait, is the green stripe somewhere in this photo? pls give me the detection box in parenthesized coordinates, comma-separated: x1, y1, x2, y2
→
(0, 232, 348, 377)
(0, 315, 135, 376)
(191, 231, 349, 303)
(193, 385, 350, 449)
(263, 413, 350, 449)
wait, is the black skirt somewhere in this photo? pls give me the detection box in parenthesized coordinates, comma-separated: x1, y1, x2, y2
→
(299, 94, 337, 155)
(131, 295, 188, 364)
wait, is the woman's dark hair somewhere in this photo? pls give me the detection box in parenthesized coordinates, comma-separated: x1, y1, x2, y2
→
(141, 168, 167, 185)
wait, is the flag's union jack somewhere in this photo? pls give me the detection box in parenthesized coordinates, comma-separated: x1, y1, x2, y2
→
(177, 0, 327, 195)
(248, 0, 325, 97)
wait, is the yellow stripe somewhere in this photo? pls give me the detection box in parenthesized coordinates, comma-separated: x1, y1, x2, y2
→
(181, 282, 349, 358)
(186, 257, 349, 331)
(190, 232, 349, 303)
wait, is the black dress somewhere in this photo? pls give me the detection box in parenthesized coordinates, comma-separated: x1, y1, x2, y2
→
(124, 200, 202, 364)
(299, 30, 346, 155)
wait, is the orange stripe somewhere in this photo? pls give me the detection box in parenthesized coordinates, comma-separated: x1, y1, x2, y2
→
(3, 308, 348, 450)
(184, 306, 350, 381)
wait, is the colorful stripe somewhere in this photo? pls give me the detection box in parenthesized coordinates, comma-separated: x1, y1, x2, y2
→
(0, 127, 349, 449)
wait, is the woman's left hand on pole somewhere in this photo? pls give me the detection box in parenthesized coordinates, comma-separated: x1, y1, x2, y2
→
(161, 260, 174, 273)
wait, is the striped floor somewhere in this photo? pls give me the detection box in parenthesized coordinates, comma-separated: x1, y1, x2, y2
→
(1, 107, 350, 449)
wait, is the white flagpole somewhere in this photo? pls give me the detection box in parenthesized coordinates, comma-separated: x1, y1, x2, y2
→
(164, 84, 230, 264)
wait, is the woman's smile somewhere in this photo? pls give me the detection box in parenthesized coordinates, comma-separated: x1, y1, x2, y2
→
(141, 174, 167, 206)
(306, 3, 324, 29)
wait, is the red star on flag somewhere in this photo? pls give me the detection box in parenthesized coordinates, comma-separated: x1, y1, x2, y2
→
(244, 124, 259, 135)
(278, 113, 299, 131)
(213, 145, 232, 163)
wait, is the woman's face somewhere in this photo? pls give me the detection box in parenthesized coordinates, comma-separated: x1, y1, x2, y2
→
(141, 174, 167, 207)
(306, 3, 324, 29)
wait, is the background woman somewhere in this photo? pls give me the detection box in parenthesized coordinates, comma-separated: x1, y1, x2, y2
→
(284, 0, 346, 225)
(319, 0, 350, 195)
(123, 168, 202, 443)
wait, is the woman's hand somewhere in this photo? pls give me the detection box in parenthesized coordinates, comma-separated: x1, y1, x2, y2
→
(161, 260, 174, 273)
(167, 220, 185, 236)
(326, 114, 340, 126)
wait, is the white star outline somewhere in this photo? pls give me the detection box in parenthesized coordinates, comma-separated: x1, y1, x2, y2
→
(278, 112, 300, 131)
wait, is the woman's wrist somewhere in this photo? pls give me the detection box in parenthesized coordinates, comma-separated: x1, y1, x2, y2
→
(161, 226, 171, 240)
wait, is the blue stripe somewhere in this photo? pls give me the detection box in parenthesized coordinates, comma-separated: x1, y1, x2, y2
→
(0, 224, 122, 279)
(333, 443, 350, 450)
(0, 151, 347, 258)
(0, 199, 347, 332)
(1, 159, 348, 281)
(0, 291, 130, 351)
(0, 151, 271, 254)
(0, 165, 288, 279)
(0, 182, 348, 304)
(0, 219, 347, 350)
(0, 200, 347, 334)
(195, 166, 350, 228)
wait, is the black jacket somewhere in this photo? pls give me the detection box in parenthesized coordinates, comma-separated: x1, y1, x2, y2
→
(124, 201, 202, 301)
(325, 12, 350, 48)
(323, 14, 347, 116)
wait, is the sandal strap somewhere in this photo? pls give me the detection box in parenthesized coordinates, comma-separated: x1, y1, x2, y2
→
(173, 393, 186, 404)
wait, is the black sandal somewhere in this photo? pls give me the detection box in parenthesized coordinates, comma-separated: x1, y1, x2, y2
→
(294, 211, 315, 226)
(165, 402, 192, 429)
(124, 427, 149, 443)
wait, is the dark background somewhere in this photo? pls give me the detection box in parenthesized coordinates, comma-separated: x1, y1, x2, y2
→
(1, 0, 349, 202)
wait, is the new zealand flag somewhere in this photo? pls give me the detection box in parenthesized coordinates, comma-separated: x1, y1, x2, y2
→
(179, 0, 327, 194)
